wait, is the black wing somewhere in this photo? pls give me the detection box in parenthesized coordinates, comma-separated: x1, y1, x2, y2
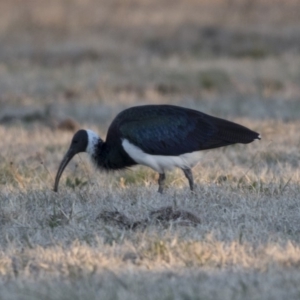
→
(106, 105, 259, 156)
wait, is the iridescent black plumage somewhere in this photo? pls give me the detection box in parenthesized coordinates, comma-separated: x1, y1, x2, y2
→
(105, 105, 259, 155)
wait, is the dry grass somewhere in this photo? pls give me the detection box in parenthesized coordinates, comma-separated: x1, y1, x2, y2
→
(1, 0, 300, 299)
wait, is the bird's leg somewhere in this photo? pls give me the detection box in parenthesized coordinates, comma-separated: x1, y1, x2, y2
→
(158, 173, 166, 193)
(182, 168, 194, 191)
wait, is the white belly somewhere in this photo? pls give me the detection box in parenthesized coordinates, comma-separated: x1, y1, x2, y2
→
(122, 139, 202, 173)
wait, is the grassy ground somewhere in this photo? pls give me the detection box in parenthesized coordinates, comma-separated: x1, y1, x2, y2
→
(1, 0, 300, 299)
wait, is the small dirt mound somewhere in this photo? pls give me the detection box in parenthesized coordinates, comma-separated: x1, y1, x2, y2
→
(56, 118, 80, 132)
(149, 206, 201, 226)
(96, 210, 143, 229)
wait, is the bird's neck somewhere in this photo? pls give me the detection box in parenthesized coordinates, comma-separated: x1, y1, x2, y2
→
(86, 130, 100, 156)
(86, 130, 136, 170)
(91, 142, 137, 171)
(91, 143, 110, 170)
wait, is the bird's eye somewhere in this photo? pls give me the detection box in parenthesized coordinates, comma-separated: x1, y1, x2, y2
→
(73, 140, 78, 144)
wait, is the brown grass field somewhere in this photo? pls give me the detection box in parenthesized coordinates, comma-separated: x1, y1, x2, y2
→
(1, 0, 300, 299)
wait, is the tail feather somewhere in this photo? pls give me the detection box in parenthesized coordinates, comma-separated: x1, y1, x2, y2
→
(220, 122, 260, 144)
(217, 118, 260, 144)
(200, 116, 260, 150)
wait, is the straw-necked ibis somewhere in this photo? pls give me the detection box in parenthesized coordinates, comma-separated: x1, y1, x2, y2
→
(54, 105, 260, 193)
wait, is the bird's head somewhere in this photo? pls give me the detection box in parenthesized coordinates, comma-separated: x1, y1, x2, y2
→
(54, 129, 102, 192)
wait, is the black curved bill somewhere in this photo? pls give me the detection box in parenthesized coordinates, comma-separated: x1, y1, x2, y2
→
(54, 148, 76, 192)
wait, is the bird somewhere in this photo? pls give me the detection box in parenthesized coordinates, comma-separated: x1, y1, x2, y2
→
(54, 104, 260, 193)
